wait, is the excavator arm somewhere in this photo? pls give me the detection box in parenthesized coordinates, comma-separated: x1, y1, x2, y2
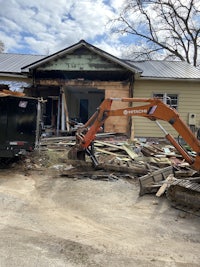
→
(68, 97, 200, 171)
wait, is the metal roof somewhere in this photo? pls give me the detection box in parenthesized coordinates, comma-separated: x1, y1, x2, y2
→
(125, 60, 200, 79)
(0, 53, 44, 74)
(0, 44, 200, 80)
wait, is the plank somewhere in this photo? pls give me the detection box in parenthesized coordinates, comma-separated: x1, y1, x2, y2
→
(95, 140, 124, 150)
(122, 143, 139, 159)
(96, 148, 126, 158)
(156, 174, 174, 197)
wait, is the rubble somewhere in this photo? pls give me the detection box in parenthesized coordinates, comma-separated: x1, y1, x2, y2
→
(39, 134, 196, 176)
(138, 166, 174, 196)
(24, 134, 200, 214)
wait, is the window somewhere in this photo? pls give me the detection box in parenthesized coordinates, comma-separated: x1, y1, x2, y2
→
(153, 93, 178, 109)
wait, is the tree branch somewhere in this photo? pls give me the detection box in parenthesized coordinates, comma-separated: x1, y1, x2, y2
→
(110, 0, 200, 66)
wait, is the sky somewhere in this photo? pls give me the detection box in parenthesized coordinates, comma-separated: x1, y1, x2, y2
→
(0, 0, 126, 57)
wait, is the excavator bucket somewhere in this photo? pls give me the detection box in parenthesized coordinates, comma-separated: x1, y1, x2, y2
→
(68, 145, 86, 161)
(68, 143, 99, 167)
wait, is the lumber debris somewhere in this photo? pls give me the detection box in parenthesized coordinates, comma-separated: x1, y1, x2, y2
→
(138, 166, 174, 196)
(96, 148, 127, 158)
(98, 163, 148, 176)
(156, 174, 175, 197)
(122, 143, 139, 159)
(0, 89, 25, 97)
(40, 134, 199, 207)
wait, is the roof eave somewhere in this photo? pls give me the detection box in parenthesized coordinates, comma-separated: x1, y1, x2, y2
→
(136, 76, 200, 81)
(0, 72, 29, 79)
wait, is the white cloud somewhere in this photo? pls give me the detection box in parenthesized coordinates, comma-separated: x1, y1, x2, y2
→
(94, 37, 124, 58)
(109, 0, 125, 12)
(0, 0, 122, 56)
(0, 30, 23, 52)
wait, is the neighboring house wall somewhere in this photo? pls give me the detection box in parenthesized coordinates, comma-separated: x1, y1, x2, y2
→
(132, 79, 200, 138)
(0, 53, 43, 91)
(0, 76, 29, 82)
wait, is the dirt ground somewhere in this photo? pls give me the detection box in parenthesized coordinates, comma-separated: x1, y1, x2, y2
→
(0, 151, 200, 267)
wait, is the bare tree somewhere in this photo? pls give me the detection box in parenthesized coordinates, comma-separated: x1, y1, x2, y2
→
(111, 0, 200, 66)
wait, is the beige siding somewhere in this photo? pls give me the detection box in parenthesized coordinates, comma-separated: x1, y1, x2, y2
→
(132, 79, 200, 138)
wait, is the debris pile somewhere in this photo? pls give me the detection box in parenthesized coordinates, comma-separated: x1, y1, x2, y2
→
(40, 134, 195, 179)
(32, 134, 200, 214)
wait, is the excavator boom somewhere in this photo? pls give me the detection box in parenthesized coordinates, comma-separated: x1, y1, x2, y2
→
(68, 97, 200, 213)
(69, 97, 200, 171)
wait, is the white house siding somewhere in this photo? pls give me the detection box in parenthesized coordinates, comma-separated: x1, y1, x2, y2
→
(132, 79, 200, 138)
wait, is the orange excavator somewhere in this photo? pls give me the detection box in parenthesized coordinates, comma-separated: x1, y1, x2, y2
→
(68, 97, 200, 211)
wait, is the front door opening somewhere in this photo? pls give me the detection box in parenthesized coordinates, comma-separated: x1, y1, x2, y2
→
(65, 87, 105, 127)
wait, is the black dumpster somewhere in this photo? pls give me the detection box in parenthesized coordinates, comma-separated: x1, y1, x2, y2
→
(0, 95, 41, 158)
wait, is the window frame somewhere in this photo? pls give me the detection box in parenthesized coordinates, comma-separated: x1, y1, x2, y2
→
(153, 93, 179, 110)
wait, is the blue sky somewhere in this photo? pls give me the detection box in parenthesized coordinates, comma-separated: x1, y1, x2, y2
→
(0, 0, 126, 57)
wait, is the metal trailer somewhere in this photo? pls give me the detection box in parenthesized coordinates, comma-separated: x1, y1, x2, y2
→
(0, 95, 42, 158)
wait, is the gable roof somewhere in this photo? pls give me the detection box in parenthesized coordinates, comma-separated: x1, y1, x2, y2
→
(125, 60, 200, 79)
(21, 40, 142, 74)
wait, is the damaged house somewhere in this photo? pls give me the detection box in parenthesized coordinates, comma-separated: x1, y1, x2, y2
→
(1, 40, 200, 139)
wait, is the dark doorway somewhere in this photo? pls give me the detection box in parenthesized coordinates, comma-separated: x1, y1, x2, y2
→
(44, 97, 58, 128)
(79, 99, 88, 123)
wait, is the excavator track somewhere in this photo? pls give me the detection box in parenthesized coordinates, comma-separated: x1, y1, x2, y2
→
(166, 179, 200, 216)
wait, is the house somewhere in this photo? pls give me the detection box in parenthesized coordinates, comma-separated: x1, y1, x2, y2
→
(1, 40, 200, 139)
(127, 60, 200, 138)
(0, 53, 44, 90)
